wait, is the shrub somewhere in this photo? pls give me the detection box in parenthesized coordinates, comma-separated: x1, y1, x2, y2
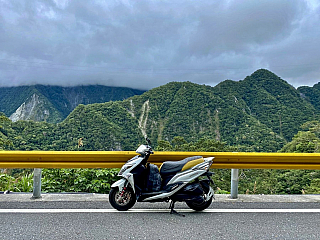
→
(42, 168, 120, 193)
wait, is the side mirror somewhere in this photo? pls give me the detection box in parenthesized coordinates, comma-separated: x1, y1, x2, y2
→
(146, 137, 152, 146)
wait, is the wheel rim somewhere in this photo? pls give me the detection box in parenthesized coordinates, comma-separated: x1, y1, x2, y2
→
(114, 189, 132, 206)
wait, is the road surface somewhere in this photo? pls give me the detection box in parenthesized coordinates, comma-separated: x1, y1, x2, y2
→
(0, 194, 319, 240)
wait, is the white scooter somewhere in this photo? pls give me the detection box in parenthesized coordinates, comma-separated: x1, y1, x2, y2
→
(109, 138, 215, 215)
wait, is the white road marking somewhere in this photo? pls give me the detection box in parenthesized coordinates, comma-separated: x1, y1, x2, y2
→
(0, 209, 320, 213)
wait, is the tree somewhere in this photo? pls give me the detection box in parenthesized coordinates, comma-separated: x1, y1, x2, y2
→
(280, 131, 320, 153)
(278, 121, 320, 194)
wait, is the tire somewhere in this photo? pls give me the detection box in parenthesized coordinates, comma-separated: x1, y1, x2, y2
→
(109, 187, 136, 211)
(186, 196, 212, 211)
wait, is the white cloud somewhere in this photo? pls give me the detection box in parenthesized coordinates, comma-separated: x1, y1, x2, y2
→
(0, 0, 319, 89)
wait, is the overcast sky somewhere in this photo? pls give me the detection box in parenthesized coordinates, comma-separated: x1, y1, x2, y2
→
(0, 0, 319, 90)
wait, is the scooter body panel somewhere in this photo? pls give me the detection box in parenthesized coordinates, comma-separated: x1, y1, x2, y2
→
(167, 169, 206, 185)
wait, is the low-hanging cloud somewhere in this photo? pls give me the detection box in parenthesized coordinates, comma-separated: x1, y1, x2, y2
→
(0, 0, 319, 90)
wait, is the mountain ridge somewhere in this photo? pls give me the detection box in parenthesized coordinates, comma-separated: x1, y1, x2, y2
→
(1, 69, 320, 152)
(56, 69, 317, 151)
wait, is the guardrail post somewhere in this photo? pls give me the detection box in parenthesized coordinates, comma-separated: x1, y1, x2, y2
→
(32, 168, 42, 199)
(230, 169, 239, 199)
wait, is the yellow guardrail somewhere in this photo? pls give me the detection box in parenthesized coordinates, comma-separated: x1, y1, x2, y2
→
(1, 151, 320, 170)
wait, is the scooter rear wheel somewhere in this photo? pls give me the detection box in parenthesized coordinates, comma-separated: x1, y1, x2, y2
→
(186, 197, 212, 211)
(109, 187, 136, 211)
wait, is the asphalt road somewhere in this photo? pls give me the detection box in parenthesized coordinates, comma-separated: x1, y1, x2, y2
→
(1, 200, 320, 240)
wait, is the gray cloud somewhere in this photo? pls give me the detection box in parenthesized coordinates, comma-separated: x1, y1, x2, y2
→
(0, 0, 319, 89)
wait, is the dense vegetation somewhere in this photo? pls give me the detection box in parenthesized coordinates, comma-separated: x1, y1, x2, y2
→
(1, 168, 121, 194)
(239, 121, 320, 194)
(1, 69, 320, 194)
(298, 83, 320, 112)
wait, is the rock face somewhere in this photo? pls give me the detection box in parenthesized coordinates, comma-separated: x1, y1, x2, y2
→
(0, 85, 145, 123)
(9, 93, 51, 122)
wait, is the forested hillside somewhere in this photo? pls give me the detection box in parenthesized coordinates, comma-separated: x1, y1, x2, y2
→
(0, 69, 319, 152)
(0, 85, 145, 123)
(214, 70, 316, 142)
(2, 69, 320, 195)
(115, 69, 317, 151)
(298, 83, 320, 112)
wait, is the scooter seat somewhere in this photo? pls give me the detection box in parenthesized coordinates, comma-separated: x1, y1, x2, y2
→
(160, 156, 204, 176)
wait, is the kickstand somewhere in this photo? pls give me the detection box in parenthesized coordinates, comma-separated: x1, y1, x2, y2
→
(169, 201, 185, 217)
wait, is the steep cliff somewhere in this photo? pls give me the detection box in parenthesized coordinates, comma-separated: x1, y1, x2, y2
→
(0, 85, 144, 123)
(9, 93, 62, 122)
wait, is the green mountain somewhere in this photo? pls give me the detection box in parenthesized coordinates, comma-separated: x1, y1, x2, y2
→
(214, 70, 316, 142)
(1, 69, 319, 152)
(298, 83, 320, 112)
(116, 69, 316, 151)
(0, 85, 145, 123)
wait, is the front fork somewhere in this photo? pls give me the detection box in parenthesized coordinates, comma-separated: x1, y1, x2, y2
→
(111, 173, 135, 193)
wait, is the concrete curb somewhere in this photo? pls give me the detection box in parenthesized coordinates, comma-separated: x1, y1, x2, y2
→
(0, 193, 108, 202)
(0, 193, 320, 203)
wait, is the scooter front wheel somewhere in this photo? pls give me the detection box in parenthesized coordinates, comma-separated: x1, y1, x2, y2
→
(186, 197, 212, 211)
(109, 187, 136, 211)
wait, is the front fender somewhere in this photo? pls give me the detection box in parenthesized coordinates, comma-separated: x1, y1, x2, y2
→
(111, 177, 135, 193)
(111, 179, 126, 192)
